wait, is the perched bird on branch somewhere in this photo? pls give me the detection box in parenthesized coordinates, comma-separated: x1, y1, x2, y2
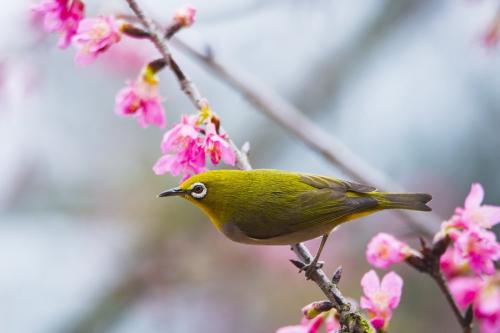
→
(159, 169, 432, 276)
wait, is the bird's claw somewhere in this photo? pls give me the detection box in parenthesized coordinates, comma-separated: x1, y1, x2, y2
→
(299, 261, 324, 279)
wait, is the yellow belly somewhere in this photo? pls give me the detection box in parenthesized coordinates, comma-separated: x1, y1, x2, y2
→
(218, 209, 378, 245)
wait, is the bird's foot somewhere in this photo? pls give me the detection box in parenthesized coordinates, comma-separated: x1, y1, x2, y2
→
(299, 261, 324, 280)
(289, 259, 324, 279)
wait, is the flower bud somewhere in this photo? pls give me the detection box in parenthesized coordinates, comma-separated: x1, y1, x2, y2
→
(301, 301, 333, 320)
(173, 5, 196, 27)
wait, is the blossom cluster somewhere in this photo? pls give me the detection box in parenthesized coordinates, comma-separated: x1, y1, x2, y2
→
(115, 66, 166, 129)
(33, 0, 235, 181)
(365, 183, 500, 332)
(32, 0, 123, 64)
(276, 184, 498, 333)
(437, 184, 500, 332)
(153, 109, 236, 182)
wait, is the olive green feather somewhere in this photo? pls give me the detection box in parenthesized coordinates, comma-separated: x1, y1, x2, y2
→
(174, 169, 432, 245)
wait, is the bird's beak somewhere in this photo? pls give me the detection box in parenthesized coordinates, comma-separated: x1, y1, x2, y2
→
(158, 187, 185, 198)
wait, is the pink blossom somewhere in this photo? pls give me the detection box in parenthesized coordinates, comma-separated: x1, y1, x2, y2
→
(440, 246, 471, 280)
(154, 141, 206, 182)
(159, 115, 199, 151)
(366, 233, 414, 269)
(360, 270, 403, 331)
(115, 78, 166, 128)
(455, 183, 500, 229)
(454, 227, 500, 276)
(480, 318, 500, 333)
(474, 274, 500, 333)
(276, 312, 339, 333)
(434, 183, 500, 242)
(204, 123, 236, 165)
(153, 115, 206, 181)
(449, 276, 483, 310)
(276, 315, 324, 333)
(434, 217, 462, 242)
(31, 0, 85, 48)
(448, 274, 500, 333)
(325, 312, 340, 333)
(174, 4, 196, 27)
(73, 16, 122, 65)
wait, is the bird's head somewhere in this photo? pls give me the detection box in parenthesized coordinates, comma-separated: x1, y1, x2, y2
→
(158, 170, 240, 223)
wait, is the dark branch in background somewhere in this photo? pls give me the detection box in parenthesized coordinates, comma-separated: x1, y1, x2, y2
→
(124, 0, 372, 331)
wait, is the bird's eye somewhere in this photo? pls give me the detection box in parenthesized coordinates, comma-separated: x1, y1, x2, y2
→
(190, 182, 207, 199)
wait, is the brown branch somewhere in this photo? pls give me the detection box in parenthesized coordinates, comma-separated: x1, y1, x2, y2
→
(125, 0, 204, 110)
(406, 238, 473, 333)
(431, 271, 471, 333)
(124, 0, 371, 331)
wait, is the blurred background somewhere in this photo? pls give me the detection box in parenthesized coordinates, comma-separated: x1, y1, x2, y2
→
(1, 0, 499, 332)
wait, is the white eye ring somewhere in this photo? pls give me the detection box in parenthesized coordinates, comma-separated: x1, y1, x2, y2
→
(190, 182, 207, 199)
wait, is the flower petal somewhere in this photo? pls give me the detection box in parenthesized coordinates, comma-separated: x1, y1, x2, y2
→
(306, 315, 324, 333)
(381, 271, 403, 309)
(464, 183, 484, 209)
(361, 270, 380, 298)
(480, 205, 500, 228)
(449, 277, 482, 310)
(152, 154, 176, 176)
(370, 317, 385, 330)
(360, 296, 373, 310)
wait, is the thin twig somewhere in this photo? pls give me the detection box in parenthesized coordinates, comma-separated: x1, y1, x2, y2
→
(406, 238, 473, 333)
(125, 0, 204, 109)
(431, 271, 470, 332)
(124, 1, 371, 331)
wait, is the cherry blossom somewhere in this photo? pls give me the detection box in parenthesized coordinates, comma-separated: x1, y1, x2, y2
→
(73, 15, 122, 65)
(448, 276, 482, 310)
(32, 0, 85, 48)
(204, 123, 236, 165)
(115, 72, 166, 128)
(454, 227, 500, 276)
(276, 311, 339, 333)
(475, 274, 500, 333)
(153, 115, 207, 181)
(440, 246, 471, 280)
(360, 270, 403, 331)
(366, 233, 414, 269)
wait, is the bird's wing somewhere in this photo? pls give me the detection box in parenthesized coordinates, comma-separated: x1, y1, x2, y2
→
(236, 175, 378, 240)
(299, 174, 377, 193)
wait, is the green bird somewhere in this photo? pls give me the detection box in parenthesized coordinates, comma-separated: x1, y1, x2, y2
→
(159, 169, 432, 275)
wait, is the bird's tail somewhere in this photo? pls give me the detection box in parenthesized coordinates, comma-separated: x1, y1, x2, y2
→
(374, 192, 432, 212)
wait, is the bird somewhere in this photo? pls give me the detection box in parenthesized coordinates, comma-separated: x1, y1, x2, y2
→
(159, 169, 432, 276)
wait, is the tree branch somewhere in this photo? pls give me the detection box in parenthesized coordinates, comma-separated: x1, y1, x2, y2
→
(124, 0, 372, 331)
(406, 238, 473, 333)
(125, 0, 204, 109)
(431, 271, 471, 333)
